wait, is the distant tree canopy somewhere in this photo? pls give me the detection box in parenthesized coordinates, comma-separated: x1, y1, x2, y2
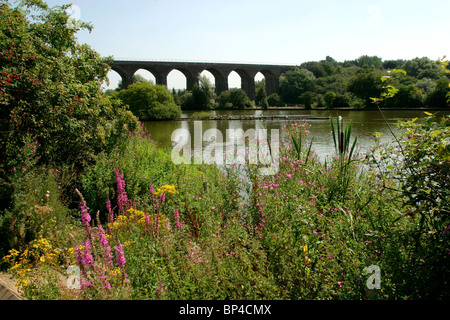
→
(111, 55, 449, 110)
(279, 67, 316, 105)
(117, 82, 181, 120)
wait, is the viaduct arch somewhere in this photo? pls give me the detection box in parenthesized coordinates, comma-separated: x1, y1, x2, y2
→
(108, 60, 294, 100)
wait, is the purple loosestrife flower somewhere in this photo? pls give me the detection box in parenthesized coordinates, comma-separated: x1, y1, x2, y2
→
(106, 200, 113, 223)
(99, 275, 111, 293)
(80, 200, 91, 227)
(174, 209, 182, 230)
(97, 226, 113, 267)
(149, 183, 155, 195)
(75, 239, 94, 267)
(115, 168, 129, 213)
(114, 242, 126, 268)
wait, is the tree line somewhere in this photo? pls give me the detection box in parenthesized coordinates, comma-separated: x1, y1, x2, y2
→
(107, 55, 449, 119)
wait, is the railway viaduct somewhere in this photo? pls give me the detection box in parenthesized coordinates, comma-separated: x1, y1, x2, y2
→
(108, 60, 294, 100)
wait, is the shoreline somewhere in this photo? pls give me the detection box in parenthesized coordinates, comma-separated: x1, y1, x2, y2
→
(165, 107, 449, 122)
(173, 114, 330, 121)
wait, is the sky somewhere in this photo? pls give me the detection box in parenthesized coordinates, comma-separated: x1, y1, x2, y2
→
(42, 0, 450, 89)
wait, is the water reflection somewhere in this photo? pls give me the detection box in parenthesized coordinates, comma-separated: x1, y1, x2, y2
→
(142, 109, 450, 162)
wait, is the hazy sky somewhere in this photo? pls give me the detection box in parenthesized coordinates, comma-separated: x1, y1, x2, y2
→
(43, 0, 450, 89)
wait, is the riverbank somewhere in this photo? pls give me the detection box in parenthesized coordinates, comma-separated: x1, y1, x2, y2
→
(173, 114, 330, 121)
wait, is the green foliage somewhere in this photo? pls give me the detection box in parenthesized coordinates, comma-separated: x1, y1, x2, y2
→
(255, 85, 268, 109)
(80, 131, 178, 218)
(179, 75, 215, 110)
(190, 111, 213, 120)
(298, 91, 316, 110)
(347, 71, 383, 107)
(324, 91, 336, 109)
(217, 89, 253, 109)
(267, 93, 282, 107)
(118, 82, 181, 120)
(343, 55, 383, 69)
(402, 57, 443, 80)
(279, 67, 316, 104)
(425, 78, 450, 108)
(0, 165, 75, 261)
(0, 0, 139, 209)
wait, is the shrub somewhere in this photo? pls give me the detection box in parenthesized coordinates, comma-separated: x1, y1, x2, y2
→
(118, 82, 181, 120)
(0, 0, 139, 212)
(267, 93, 282, 107)
(190, 111, 213, 120)
(217, 89, 253, 109)
(324, 91, 336, 109)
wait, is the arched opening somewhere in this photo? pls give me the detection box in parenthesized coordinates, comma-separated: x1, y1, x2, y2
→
(259, 70, 278, 96)
(228, 70, 241, 90)
(167, 69, 187, 93)
(200, 70, 215, 90)
(132, 69, 156, 85)
(103, 69, 122, 92)
(255, 71, 265, 92)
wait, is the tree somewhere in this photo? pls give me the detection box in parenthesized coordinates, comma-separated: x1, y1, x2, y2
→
(267, 93, 282, 107)
(426, 78, 450, 108)
(255, 85, 268, 109)
(403, 57, 442, 80)
(347, 71, 383, 107)
(217, 89, 252, 109)
(279, 67, 316, 105)
(0, 0, 139, 174)
(382, 85, 424, 109)
(118, 82, 181, 120)
(324, 91, 336, 109)
(299, 91, 316, 110)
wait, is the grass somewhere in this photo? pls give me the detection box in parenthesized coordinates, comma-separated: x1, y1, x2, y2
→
(1, 117, 448, 300)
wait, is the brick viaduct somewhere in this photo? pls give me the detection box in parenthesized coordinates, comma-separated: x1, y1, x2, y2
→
(108, 60, 294, 100)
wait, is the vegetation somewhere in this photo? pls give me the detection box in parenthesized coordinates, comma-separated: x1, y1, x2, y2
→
(0, 0, 139, 215)
(216, 88, 253, 109)
(120, 55, 449, 111)
(117, 82, 181, 121)
(1, 0, 450, 302)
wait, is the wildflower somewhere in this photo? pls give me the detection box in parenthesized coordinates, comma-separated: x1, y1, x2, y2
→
(97, 226, 113, 267)
(115, 168, 129, 213)
(154, 184, 179, 196)
(75, 240, 94, 267)
(80, 200, 91, 227)
(114, 242, 126, 268)
(99, 275, 111, 293)
(286, 173, 292, 179)
(149, 183, 155, 195)
(106, 200, 113, 223)
(174, 209, 182, 230)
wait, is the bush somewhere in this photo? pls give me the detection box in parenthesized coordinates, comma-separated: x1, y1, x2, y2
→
(80, 131, 178, 219)
(190, 111, 213, 120)
(324, 91, 336, 109)
(0, 165, 75, 262)
(118, 82, 181, 120)
(0, 1, 138, 169)
(0, 0, 139, 211)
(267, 93, 282, 107)
(425, 78, 450, 108)
(217, 89, 253, 109)
(279, 67, 316, 105)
